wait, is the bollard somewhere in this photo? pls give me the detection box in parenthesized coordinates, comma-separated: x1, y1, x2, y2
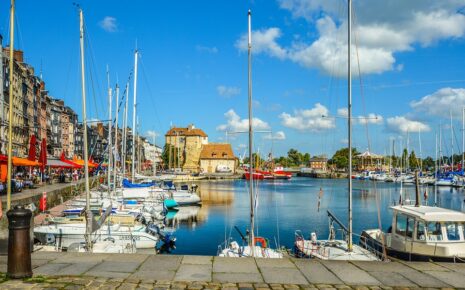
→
(39, 192, 47, 212)
(7, 205, 32, 279)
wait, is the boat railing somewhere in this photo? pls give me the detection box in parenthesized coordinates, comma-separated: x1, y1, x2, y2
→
(356, 232, 389, 261)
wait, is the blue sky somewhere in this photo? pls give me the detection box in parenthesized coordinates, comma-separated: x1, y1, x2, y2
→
(2, 1, 465, 158)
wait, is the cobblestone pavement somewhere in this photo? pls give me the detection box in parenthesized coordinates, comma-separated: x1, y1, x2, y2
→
(1, 253, 465, 289)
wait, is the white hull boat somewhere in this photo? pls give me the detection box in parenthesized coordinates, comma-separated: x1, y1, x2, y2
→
(34, 223, 159, 249)
(219, 241, 283, 258)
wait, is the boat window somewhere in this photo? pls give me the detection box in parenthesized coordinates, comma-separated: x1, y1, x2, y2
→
(427, 222, 443, 241)
(416, 221, 426, 241)
(406, 216, 414, 238)
(395, 213, 407, 236)
(445, 222, 461, 241)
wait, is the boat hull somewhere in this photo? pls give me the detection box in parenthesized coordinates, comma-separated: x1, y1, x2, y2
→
(34, 225, 159, 249)
(360, 231, 465, 263)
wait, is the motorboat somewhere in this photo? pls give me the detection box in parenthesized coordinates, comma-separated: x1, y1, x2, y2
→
(361, 205, 465, 262)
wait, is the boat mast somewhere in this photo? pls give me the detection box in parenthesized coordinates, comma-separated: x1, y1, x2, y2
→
(122, 82, 129, 178)
(131, 49, 138, 181)
(113, 84, 119, 191)
(6, 0, 15, 210)
(247, 10, 255, 256)
(106, 66, 112, 197)
(462, 107, 464, 173)
(435, 132, 438, 205)
(439, 122, 442, 173)
(450, 110, 454, 171)
(347, 0, 353, 252)
(79, 8, 92, 251)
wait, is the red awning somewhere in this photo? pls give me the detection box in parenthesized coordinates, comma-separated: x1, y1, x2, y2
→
(60, 152, 82, 168)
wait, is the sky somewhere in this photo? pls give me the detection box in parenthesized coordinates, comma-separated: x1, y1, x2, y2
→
(1, 0, 465, 159)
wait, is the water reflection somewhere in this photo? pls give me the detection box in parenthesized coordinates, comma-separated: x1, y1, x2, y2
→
(166, 206, 203, 229)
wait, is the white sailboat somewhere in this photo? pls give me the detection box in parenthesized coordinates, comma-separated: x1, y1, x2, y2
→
(293, 0, 379, 261)
(33, 9, 174, 253)
(219, 10, 282, 259)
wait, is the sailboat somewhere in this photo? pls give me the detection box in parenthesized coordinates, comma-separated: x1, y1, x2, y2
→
(293, 0, 379, 261)
(33, 8, 173, 253)
(218, 10, 283, 258)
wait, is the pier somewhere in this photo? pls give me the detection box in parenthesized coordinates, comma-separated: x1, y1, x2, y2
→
(1, 253, 465, 288)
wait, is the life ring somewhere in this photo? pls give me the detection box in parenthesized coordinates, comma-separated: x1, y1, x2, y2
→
(254, 237, 268, 248)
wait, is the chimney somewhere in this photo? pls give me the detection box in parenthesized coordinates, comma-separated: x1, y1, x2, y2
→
(4, 47, 24, 63)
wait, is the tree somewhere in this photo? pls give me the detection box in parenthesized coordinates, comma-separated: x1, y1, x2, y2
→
(409, 150, 418, 170)
(287, 148, 302, 166)
(330, 147, 359, 170)
(162, 144, 179, 169)
(401, 149, 408, 169)
(422, 156, 434, 170)
(243, 153, 264, 167)
(302, 153, 311, 164)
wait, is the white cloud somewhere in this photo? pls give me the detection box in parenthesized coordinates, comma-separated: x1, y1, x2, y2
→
(386, 116, 430, 133)
(237, 1, 465, 77)
(337, 108, 348, 118)
(356, 113, 384, 125)
(263, 131, 286, 140)
(238, 144, 247, 149)
(410, 88, 465, 119)
(337, 108, 383, 125)
(340, 138, 348, 144)
(217, 85, 241, 98)
(217, 109, 270, 132)
(235, 28, 287, 59)
(99, 16, 118, 33)
(279, 103, 335, 132)
(196, 45, 218, 54)
(146, 130, 159, 139)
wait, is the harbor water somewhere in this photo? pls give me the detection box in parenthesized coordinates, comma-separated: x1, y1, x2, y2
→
(164, 177, 465, 256)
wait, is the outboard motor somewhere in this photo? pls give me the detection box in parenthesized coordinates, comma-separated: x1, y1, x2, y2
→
(310, 232, 317, 243)
(191, 184, 198, 192)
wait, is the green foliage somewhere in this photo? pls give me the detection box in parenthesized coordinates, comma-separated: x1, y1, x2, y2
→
(270, 149, 311, 167)
(243, 153, 265, 167)
(162, 144, 180, 169)
(329, 147, 359, 170)
(287, 148, 302, 166)
(409, 150, 418, 169)
(422, 156, 434, 169)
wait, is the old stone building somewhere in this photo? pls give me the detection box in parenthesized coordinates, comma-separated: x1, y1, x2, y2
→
(165, 124, 208, 172)
(2, 47, 41, 157)
(48, 98, 64, 157)
(199, 143, 237, 174)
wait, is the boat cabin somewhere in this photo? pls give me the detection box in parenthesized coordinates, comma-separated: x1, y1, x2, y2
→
(388, 205, 465, 258)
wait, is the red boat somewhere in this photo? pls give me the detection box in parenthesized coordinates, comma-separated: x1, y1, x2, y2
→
(244, 168, 292, 180)
(244, 171, 265, 180)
